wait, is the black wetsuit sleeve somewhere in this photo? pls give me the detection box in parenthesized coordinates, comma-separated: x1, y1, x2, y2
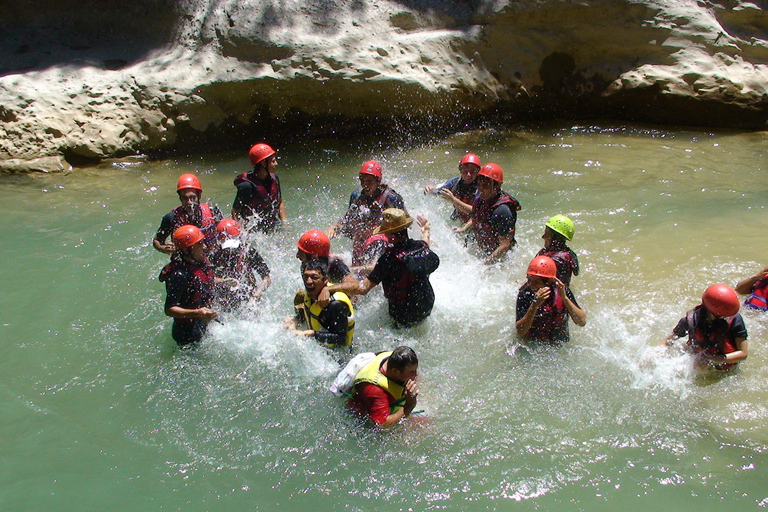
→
(313, 300, 350, 347)
(489, 205, 516, 237)
(367, 255, 388, 285)
(233, 182, 253, 210)
(164, 269, 190, 310)
(671, 316, 691, 339)
(155, 212, 176, 241)
(248, 249, 270, 278)
(516, 287, 534, 321)
(328, 258, 351, 283)
(436, 176, 459, 191)
(729, 314, 748, 339)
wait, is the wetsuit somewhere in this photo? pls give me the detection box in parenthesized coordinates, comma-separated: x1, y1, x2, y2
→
(232, 171, 283, 232)
(435, 176, 477, 221)
(210, 242, 270, 310)
(471, 191, 520, 255)
(671, 305, 748, 370)
(537, 246, 579, 285)
(159, 256, 215, 345)
(367, 239, 440, 326)
(516, 283, 579, 344)
(155, 203, 223, 248)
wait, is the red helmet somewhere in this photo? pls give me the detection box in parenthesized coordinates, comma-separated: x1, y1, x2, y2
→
(177, 173, 202, 193)
(217, 218, 241, 237)
(526, 255, 557, 279)
(702, 283, 740, 317)
(359, 160, 383, 180)
(172, 225, 205, 250)
(297, 229, 330, 257)
(249, 143, 276, 165)
(478, 163, 503, 184)
(460, 153, 481, 167)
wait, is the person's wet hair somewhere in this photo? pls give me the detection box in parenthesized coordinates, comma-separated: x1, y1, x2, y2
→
(389, 345, 418, 370)
(301, 258, 329, 277)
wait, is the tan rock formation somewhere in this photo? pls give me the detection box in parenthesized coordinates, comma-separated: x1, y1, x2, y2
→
(1, 0, 767, 172)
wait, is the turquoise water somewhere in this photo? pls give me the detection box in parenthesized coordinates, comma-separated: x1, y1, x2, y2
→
(2, 123, 768, 511)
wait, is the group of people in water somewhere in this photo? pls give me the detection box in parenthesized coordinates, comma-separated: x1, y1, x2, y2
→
(152, 142, 764, 427)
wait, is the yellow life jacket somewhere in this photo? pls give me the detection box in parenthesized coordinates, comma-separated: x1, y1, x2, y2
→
(301, 291, 355, 347)
(353, 351, 406, 414)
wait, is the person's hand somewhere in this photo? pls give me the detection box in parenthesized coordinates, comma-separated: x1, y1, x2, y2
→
(404, 378, 419, 405)
(533, 286, 551, 306)
(327, 225, 338, 239)
(417, 215, 430, 231)
(283, 316, 298, 330)
(198, 308, 217, 321)
(438, 188, 455, 203)
(158, 242, 175, 254)
(554, 277, 566, 295)
(424, 185, 436, 195)
(317, 286, 331, 308)
(219, 277, 239, 289)
(760, 265, 768, 277)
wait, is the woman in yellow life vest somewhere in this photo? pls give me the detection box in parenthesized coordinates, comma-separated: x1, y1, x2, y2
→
(284, 259, 354, 347)
(348, 346, 419, 427)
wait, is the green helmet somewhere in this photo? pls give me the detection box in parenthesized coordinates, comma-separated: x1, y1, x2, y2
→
(545, 215, 575, 241)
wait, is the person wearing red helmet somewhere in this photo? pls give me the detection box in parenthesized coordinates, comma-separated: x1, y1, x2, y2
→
(455, 163, 521, 264)
(662, 284, 748, 371)
(232, 143, 287, 233)
(153, 173, 223, 255)
(424, 152, 480, 222)
(516, 255, 586, 344)
(210, 218, 271, 310)
(295, 229, 359, 307)
(158, 225, 218, 345)
(735, 265, 768, 311)
(328, 160, 407, 265)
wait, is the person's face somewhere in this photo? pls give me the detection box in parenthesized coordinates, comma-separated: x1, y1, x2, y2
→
(392, 364, 418, 383)
(303, 268, 327, 296)
(296, 249, 310, 263)
(359, 174, 380, 195)
(542, 227, 554, 249)
(178, 188, 200, 208)
(527, 274, 551, 291)
(187, 240, 207, 263)
(476, 175, 498, 200)
(265, 155, 278, 172)
(459, 163, 480, 184)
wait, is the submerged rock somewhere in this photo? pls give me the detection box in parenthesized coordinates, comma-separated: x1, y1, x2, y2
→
(1, 0, 767, 172)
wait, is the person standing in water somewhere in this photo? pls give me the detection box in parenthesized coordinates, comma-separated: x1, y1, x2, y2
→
(516, 255, 586, 345)
(537, 215, 579, 286)
(210, 218, 271, 311)
(424, 152, 480, 222)
(159, 225, 218, 346)
(232, 143, 287, 233)
(735, 265, 768, 311)
(455, 163, 520, 264)
(356, 209, 439, 327)
(662, 284, 748, 371)
(328, 160, 407, 266)
(348, 346, 419, 428)
(153, 173, 223, 255)
(284, 259, 355, 349)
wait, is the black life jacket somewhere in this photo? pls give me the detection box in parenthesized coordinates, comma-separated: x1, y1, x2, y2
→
(471, 192, 520, 251)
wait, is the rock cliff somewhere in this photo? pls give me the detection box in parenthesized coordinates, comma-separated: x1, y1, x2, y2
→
(1, 0, 767, 172)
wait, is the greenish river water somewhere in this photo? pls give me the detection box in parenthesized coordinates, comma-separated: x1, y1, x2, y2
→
(2, 123, 768, 511)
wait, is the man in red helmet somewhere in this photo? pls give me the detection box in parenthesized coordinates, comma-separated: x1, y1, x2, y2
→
(424, 153, 480, 222)
(159, 225, 218, 345)
(210, 218, 271, 310)
(295, 229, 359, 307)
(153, 173, 223, 255)
(455, 163, 520, 264)
(516, 255, 586, 344)
(232, 143, 287, 233)
(662, 284, 748, 371)
(328, 160, 407, 266)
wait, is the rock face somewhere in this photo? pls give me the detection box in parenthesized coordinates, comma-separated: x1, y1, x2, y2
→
(1, 0, 768, 172)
